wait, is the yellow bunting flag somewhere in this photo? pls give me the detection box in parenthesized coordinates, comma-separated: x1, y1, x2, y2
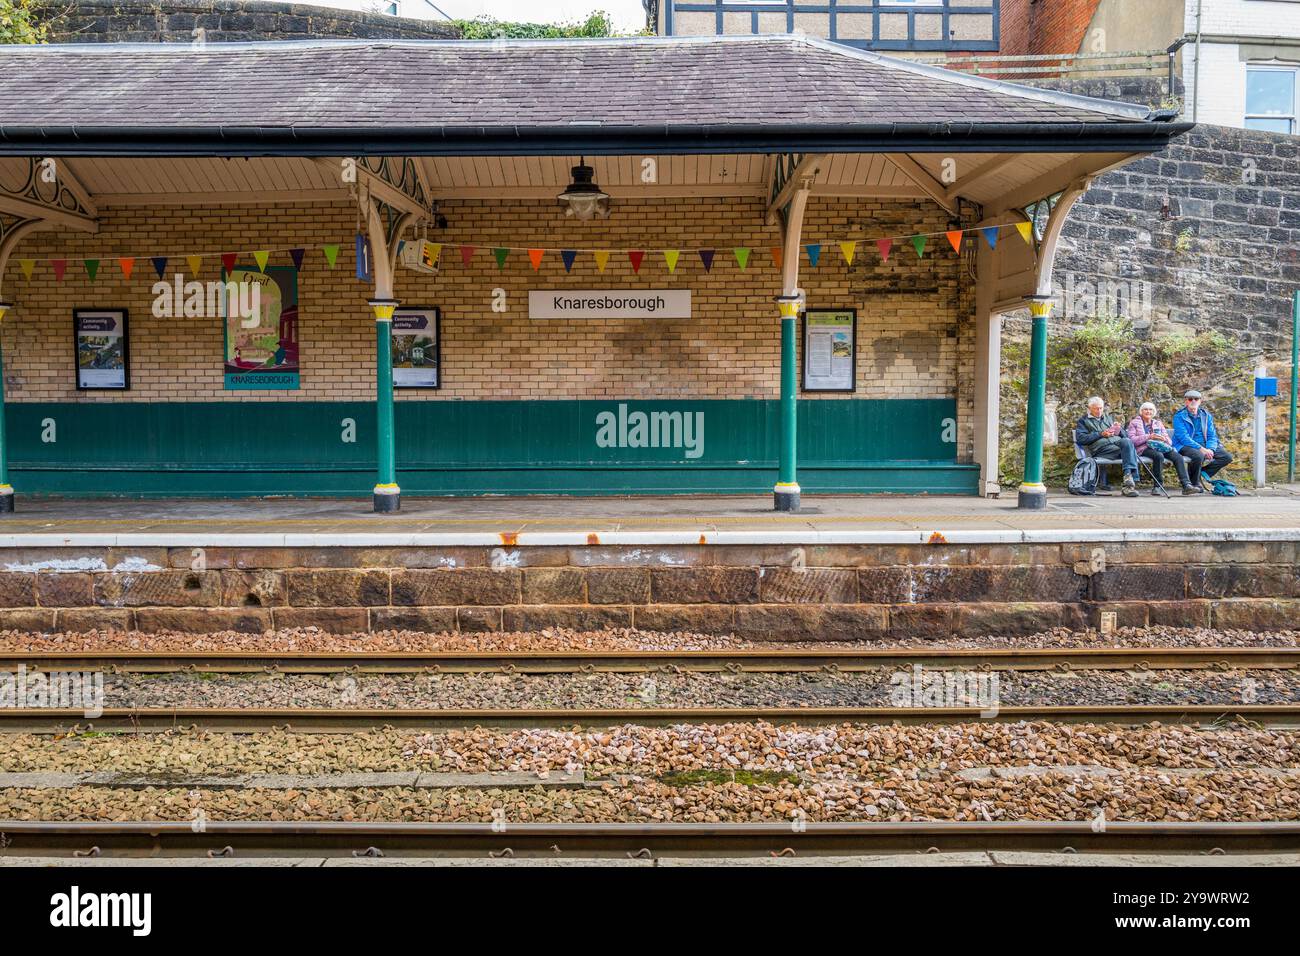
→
(1016, 221, 1034, 244)
(594, 250, 611, 272)
(426, 243, 442, 265)
(528, 248, 544, 270)
(663, 250, 680, 273)
(19, 259, 34, 280)
(945, 230, 964, 254)
(187, 256, 202, 276)
(253, 250, 270, 272)
(118, 258, 135, 280)
(839, 241, 857, 265)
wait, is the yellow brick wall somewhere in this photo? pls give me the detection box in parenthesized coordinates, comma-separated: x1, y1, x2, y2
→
(2, 195, 976, 457)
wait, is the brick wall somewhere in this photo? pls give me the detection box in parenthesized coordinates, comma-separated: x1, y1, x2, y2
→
(41, 0, 459, 43)
(1, 196, 976, 454)
(999, 0, 1101, 55)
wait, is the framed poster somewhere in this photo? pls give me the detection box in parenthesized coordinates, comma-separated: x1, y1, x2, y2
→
(391, 307, 441, 389)
(73, 309, 130, 390)
(222, 265, 299, 390)
(802, 308, 856, 392)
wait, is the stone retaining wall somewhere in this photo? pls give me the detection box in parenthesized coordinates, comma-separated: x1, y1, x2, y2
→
(0, 541, 1295, 639)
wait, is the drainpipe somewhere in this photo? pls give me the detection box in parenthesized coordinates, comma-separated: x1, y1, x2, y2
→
(0, 300, 10, 513)
(1192, 0, 1204, 123)
(1289, 289, 1299, 484)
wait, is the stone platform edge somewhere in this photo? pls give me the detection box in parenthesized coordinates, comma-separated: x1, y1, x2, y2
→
(4, 526, 1300, 548)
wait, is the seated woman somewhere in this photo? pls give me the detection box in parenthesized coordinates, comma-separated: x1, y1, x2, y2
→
(1127, 402, 1195, 495)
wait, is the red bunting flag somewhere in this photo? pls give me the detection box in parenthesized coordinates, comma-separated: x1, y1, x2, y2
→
(221, 253, 238, 274)
(876, 238, 893, 262)
(52, 259, 67, 281)
(945, 230, 964, 254)
(118, 258, 135, 280)
(460, 245, 476, 266)
(628, 250, 644, 273)
(528, 248, 545, 271)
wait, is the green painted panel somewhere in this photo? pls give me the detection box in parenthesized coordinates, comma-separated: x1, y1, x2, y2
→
(5, 399, 976, 496)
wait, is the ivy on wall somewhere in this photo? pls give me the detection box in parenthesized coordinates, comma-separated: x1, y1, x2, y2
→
(452, 12, 631, 40)
(0, 0, 51, 43)
(999, 315, 1256, 488)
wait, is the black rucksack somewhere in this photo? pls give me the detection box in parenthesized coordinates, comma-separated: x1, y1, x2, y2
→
(1068, 458, 1099, 496)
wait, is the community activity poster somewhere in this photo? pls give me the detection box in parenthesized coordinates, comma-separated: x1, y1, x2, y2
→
(802, 309, 856, 391)
(391, 307, 440, 388)
(222, 266, 300, 390)
(74, 309, 129, 390)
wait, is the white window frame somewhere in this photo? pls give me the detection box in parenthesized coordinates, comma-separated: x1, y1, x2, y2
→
(1245, 64, 1298, 135)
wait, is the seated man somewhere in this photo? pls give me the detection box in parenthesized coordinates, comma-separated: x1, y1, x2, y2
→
(1075, 395, 1139, 497)
(1127, 401, 1196, 495)
(1172, 390, 1233, 487)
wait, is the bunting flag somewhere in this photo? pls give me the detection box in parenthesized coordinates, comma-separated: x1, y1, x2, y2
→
(561, 250, 578, 273)
(839, 241, 857, 266)
(911, 235, 928, 259)
(981, 227, 999, 249)
(426, 243, 442, 266)
(152, 257, 168, 279)
(732, 247, 750, 270)
(663, 250, 680, 274)
(945, 230, 964, 254)
(322, 245, 340, 269)
(528, 248, 545, 271)
(628, 250, 645, 273)
(289, 248, 306, 270)
(459, 245, 476, 267)
(19, 259, 34, 280)
(876, 238, 893, 262)
(117, 258, 134, 280)
(187, 255, 203, 276)
(52, 260, 67, 281)
(698, 249, 715, 272)
(253, 250, 270, 273)
(1016, 221, 1034, 245)
(594, 250, 611, 272)
(770, 247, 782, 272)
(84, 259, 99, 281)
(492, 247, 510, 269)
(805, 244, 821, 267)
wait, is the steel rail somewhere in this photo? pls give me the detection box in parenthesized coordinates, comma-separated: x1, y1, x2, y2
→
(2, 646, 1297, 674)
(1, 820, 1298, 857)
(3, 704, 1299, 733)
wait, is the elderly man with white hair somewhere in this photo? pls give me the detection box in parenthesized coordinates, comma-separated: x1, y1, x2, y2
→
(1074, 396, 1139, 496)
(1127, 401, 1196, 495)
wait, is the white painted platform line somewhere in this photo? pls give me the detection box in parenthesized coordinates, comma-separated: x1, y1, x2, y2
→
(0, 527, 1298, 548)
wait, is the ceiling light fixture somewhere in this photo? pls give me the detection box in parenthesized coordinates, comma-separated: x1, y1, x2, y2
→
(558, 157, 610, 220)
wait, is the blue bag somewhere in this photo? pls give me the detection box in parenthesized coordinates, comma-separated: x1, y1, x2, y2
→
(1209, 478, 1238, 497)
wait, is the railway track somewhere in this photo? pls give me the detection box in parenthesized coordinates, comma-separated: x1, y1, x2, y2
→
(4, 703, 1299, 732)
(2, 820, 1298, 857)
(4, 646, 1298, 674)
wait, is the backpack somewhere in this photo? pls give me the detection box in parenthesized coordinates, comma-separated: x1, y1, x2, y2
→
(1068, 458, 1099, 496)
(1209, 477, 1238, 497)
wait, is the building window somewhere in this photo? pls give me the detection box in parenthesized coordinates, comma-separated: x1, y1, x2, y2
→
(1245, 66, 1297, 134)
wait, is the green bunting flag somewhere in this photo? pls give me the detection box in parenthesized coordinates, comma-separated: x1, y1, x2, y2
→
(493, 247, 510, 269)
(84, 259, 99, 281)
(253, 250, 270, 272)
(733, 248, 750, 270)
(322, 244, 340, 268)
(910, 235, 927, 259)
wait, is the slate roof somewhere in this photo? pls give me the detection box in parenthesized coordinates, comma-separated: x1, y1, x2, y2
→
(0, 35, 1189, 155)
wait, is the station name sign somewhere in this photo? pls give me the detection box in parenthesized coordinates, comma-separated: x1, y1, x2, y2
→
(529, 290, 691, 320)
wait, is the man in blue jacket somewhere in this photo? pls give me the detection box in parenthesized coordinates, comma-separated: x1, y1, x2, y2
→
(1172, 390, 1233, 486)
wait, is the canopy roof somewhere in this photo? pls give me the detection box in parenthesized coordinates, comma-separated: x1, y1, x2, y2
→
(0, 35, 1189, 155)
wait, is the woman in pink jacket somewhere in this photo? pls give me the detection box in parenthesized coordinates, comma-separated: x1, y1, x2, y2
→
(1127, 402, 1194, 495)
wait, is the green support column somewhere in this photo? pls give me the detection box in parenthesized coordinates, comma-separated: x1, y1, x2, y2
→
(774, 294, 802, 512)
(369, 297, 400, 513)
(1018, 294, 1053, 510)
(0, 301, 11, 512)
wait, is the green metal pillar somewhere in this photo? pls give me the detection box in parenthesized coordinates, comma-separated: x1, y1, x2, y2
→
(0, 301, 11, 512)
(774, 294, 802, 512)
(1017, 295, 1053, 510)
(369, 297, 400, 513)
(1289, 289, 1298, 484)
